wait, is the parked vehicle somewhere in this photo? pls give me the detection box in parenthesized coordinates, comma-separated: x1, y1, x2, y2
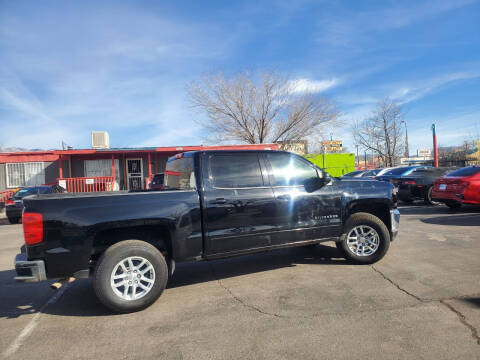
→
(14, 150, 400, 313)
(342, 169, 382, 179)
(6, 185, 65, 224)
(342, 170, 370, 178)
(432, 166, 480, 208)
(376, 166, 431, 186)
(148, 173, 165, 190)
(397, 167, 457, 205)
(375, 167, 394, 177)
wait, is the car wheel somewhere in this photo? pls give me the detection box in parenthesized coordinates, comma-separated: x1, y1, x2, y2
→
(445, 201, 462, 209)
(8, 217, 20, 224)
(424, 186, 439, 205)
(336, 212, 390, 264)
(93, 240, 168, 313)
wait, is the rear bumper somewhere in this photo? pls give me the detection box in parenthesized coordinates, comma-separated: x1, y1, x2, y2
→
(398, 186, 426, 201)
(391, 209, 400, 241)
(14, 253, 47, 282)
(432, 190, 463, 203)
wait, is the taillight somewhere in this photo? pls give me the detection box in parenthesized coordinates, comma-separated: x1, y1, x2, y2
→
(403, 180, 416, 185)
(23, 212, 43, 245)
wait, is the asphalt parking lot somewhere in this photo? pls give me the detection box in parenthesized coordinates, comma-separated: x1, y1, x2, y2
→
(1, 205, 479, 360)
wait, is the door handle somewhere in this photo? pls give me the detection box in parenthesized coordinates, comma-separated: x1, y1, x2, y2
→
(276, 194, 291, 201)
(209, 198, 227, 204)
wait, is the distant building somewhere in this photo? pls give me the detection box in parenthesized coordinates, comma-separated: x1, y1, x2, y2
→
(0, 143, 278, 193)
(277, 140, 308, 155)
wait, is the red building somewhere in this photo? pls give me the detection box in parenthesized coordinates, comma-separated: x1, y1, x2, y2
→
(0, 144, 278, 197)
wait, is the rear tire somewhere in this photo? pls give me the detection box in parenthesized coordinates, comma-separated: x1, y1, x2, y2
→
(424, 186, 439, 205)
(8, 217, 20, 224)
(336, 213, 390, 264)
(93, 240, 168, 313)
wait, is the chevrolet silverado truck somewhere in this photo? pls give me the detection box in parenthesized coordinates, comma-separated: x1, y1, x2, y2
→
(14, 150, 400, 313)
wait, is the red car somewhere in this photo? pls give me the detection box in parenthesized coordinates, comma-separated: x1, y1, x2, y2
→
(432, 166, 480, 208)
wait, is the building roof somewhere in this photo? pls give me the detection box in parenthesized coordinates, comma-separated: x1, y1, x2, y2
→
(0, 144, 279, 163)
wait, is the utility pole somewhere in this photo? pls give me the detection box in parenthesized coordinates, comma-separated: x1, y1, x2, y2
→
(432, 123, 439, 167)
(364, 151, 367, 168)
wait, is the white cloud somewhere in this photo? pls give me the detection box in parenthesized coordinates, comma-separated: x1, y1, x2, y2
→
(0, 2, 237, 149)
(289, 78, 340, 94)
(391, 71, 480, 104)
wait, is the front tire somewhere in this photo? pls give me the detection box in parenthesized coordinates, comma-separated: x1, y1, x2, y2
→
(8, 217, 20, 224)
(336, 213, 390, 264)
(93, 240, 168, 313)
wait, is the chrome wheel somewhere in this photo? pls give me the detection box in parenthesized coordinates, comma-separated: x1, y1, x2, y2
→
(110, 256, 155, 301)
(346, 225, 380, 256)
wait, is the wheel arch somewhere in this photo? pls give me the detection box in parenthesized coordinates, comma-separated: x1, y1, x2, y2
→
(345, 200, 391, 234)
(91, 225, 173, 261)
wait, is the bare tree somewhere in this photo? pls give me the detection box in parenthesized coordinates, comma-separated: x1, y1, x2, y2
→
(352, 98, 405, 167)
(187, 71, 339, 144)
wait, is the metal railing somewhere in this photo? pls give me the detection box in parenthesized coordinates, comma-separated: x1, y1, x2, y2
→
(58, 176, 116, 193)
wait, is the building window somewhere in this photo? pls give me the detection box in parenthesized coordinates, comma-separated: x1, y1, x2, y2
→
(6, 162, 46, 188)
(84, 159, 120, 180)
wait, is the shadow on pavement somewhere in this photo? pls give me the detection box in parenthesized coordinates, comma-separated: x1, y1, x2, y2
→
(460, 297, 480, 308)
(0, 269, 55, 319)
(0, 243, 346, 318)
(398, 204, 480, 216)
(420, 214, 480, 226)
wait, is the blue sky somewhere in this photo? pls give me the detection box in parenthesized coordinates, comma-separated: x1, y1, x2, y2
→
(0, 0, 479, 153)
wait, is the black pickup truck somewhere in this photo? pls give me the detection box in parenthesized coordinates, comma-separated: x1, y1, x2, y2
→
(15, 150, 400, 313)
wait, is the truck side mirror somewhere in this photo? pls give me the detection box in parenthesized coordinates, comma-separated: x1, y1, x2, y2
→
(304, 177, 327, 193)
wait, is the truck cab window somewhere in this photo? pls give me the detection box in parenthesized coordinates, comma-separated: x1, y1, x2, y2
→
(266, 153, 319, 186)
(164, 154, 196, 190)
(210, 154, 264, 188)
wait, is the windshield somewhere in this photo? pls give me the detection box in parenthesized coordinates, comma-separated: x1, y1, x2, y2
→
(363, 169, 380, 176)
(446, 167, 480, 177)
(13, 187, 50, 199)
(343, 171, 363, 177)
(164, 154, 196, 190)
(383, 167, 416, 176)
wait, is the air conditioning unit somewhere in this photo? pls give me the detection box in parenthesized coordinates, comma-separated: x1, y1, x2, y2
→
(91, 131, 110, 149)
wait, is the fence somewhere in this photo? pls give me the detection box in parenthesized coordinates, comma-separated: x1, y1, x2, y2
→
(58, 176, 116, 193)
(0, 189, 16, 204)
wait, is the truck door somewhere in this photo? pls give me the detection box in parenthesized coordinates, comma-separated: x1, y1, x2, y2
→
(202, 152, 277, 255)
(264, 152, 343, 244)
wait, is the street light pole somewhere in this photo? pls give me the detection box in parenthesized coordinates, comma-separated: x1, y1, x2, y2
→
(356, 145, 359, 168)
(432, 124, 439, 167)
(402, 120, 409, 158)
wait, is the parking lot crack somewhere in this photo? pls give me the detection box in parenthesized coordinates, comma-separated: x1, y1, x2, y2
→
(370, 265, 424, 302)
(440, 300, 480, 346)
(209, 264, 283, 318)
